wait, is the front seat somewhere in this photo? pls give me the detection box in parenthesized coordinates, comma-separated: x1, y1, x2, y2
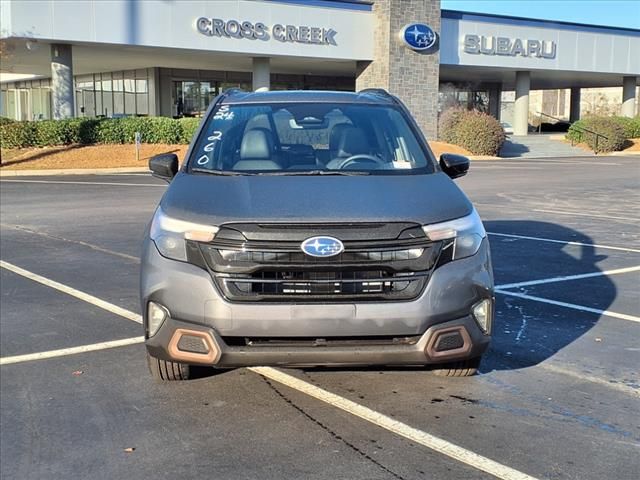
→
(326, 125, 370, 169)
(233, 128, 281, 170)
(328, 123, 352, 160)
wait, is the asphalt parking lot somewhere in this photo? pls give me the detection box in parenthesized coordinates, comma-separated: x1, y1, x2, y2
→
(1, 155, 639, 480)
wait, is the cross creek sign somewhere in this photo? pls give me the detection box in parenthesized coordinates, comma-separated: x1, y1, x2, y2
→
(196, 18, 338, 46)
(463, 34, 556, 59)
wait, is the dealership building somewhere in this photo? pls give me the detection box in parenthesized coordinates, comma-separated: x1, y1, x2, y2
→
(1, 0, 638, 137)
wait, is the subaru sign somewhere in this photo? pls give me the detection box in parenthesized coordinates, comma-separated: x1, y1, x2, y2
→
(401, 23, 437, 51)
(301, 236, 344, 258)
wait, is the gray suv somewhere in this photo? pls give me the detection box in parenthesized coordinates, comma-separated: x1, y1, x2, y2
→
(141, 89, 493, 381)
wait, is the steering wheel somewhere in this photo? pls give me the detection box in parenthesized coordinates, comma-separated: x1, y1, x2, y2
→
(335, 154, 386, 170)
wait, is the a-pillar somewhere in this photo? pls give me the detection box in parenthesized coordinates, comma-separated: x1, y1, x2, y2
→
(569, 87, 581, 123)
(51, 44, 75, 119)
(514, 71, 530, 136)
(252, 57, 270, 92)
(621, 76, 637, 117)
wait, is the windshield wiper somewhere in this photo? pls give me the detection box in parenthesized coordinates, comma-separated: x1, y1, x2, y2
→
(258, 170, 370, 176)
(191, 168, 256, 176)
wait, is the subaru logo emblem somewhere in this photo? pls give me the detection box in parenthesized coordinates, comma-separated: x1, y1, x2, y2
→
(301, 236, 344, 258)
(401, 23, 437, 51)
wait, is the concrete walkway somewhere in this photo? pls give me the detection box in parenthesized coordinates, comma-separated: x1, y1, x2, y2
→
(500, 133, 594, 158)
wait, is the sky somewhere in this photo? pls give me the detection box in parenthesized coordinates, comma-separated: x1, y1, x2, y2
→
(441, 0, 640, 29)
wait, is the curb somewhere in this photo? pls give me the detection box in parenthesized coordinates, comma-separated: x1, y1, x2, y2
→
(0, 167, 150, 177)
(468, 156, 501, 161)
(607, 151, 640, 157)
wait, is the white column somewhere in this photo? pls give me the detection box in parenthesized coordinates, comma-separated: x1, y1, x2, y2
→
(51, 44, 75, 119)
(621, 76, 637, 118)
(252, 57, 270, 92)
(514, 71, 530, 136)
(569, 87, 581, 123)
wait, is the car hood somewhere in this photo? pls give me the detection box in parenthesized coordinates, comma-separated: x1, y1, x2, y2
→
(160, 171, 473, 226)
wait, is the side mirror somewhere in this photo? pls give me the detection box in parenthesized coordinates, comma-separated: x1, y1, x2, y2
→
(439, 153, 470, 179)
(149, 153, 178, 182)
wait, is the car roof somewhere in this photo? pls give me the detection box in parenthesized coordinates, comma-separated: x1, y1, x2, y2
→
(222, 89, 398, 106)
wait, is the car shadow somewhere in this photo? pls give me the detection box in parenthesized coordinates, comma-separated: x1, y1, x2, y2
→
(480, 220, 615, 373)
(499, 138, 531, 158)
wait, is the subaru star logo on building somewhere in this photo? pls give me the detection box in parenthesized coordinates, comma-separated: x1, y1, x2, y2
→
(401, 23, 437, 51)
(301, 236, 344, 258)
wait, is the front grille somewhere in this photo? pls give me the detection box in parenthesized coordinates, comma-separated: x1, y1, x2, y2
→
(222, 270, 427, 300)
(187, 223, 443, 303)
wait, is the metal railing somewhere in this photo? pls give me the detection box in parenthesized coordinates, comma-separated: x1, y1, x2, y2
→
(536, 111, 609, 153)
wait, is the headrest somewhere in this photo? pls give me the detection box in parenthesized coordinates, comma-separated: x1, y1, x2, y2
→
(335, 126, 369, 158)
(240, 128, 274, 160)
(232, 160, 281, 171)
(329, 123, 352, 153)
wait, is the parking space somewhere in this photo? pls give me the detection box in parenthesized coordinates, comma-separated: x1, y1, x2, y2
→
(0, 269, 140, 357)
(1, 155, 639, 480)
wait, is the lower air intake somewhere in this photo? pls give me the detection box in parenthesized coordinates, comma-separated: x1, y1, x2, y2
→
(434, 331, 465, 352)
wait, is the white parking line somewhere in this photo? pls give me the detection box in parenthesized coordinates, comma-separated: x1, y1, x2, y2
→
(487, 232, 640, 254)
(496, 265, 640, 290)
(496, 289, 640, 323)
(250, 366, 539, 480)
(0, 337, 145, 366)
(533, 208, 640, 222)
(0, 260, 634, 477)
(1, 223, 140, 262)
(0, 179, 165, 187)
(539, 364, 639, 398)
(0, 260, 142, 324)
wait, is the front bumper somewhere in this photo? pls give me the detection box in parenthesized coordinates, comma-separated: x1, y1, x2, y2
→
(146, 315, 489, 367)
(141, 237, 494, 367)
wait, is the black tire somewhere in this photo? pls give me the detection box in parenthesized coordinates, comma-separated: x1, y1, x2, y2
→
(431, 356, 482, 377)
(147, 352, 190, 381)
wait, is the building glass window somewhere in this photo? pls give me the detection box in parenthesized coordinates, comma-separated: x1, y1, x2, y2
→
(5, 90, 17, 120)
(113, 72, 124, 116)
(95, 76, 103, 117)
(124, 70, 136, 115)
(101, 73, 113, 117)
(75, 75, 96, 117)
(18, 90, 29, 120)
(31, 88, 51, 120)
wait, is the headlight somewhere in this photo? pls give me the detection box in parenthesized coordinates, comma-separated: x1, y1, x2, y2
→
(150, 207, 219, 261)
(422, 208, 486, 260)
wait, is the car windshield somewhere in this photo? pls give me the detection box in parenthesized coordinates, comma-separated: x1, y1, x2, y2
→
(189, 102, 435, 175)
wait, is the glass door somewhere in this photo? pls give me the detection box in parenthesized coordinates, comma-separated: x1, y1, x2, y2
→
(172, 81, 218, 117)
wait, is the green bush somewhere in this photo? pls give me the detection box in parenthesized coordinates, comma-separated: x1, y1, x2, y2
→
(566, 119, 586, 144)
(69, 118, 101, 144)
(0, 121, 37, 148)
(566, 116, 627, 153)
(613, 116, 640, 139)
(146, 117, 182, 144)
(34, 120, 70, 146)
(439, 109, 505, 156)
(178, 117, 201, 144)
(96, 118, 125, 144)
(0, 116, 15, 126)
(1, 115, 202, 148)
(583, 117, 626, 153)
(438, 108, 466, 144)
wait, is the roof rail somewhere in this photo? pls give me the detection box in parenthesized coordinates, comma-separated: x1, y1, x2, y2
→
(358, 88, 391, 97)
(220, 87, 245, 97)
(358, 88, 399, 105)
